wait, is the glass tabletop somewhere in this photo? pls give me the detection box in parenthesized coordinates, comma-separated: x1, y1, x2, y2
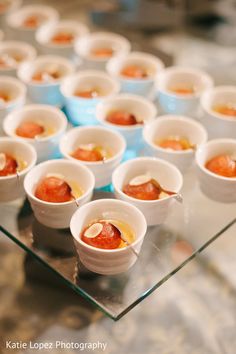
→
(0, 167, 235, 320)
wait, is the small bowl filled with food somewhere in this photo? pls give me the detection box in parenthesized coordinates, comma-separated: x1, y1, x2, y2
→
(60, 125, 126, 188)
(195, 138, 236, 203)
(0, 76, 26, 131)
(60, 70, 120, 126)
(36, 20, 89, 60)
(112, 157, 183, 225)
(3, 104, 67, 162)
(0, 40, 36, 76)
(17, 55, 75, 107)
(200, 86, 236, 139)
(75, 31, 131, 70)
(143, 115, 208, 172)
(0, 137, 37, 202)
(156, 66, 213, 116)
(24, 159, 95, 229)
(96, 93, 157, 148)
(107, 51, 164, 97)
(6, 4, 59, 43)
(70, 198, 147, 275)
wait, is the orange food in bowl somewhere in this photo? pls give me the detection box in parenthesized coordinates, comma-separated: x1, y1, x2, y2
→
(0, 153, 18, 177)
(106, 110, 139, 126)
(35, 176, 73, 203)
(0, 92, 10, 102)
(205, 154, 236, 178)
(81, 221, 122, 249)
(51, 32, 74, 45)
(91, 48, 113, 58)
(157, 137, 193, 151)
(72, 147, 103, 162)
(32, 70, 60, 82)
(213, 104, 236, 117)
(16, 121, 44, 139)
(121, 65, 148, 79)
(74, 88, 100, 99)
(123, 179, 161, 200)
(23, 15, 41, 28)
(169, 86, 194, 95)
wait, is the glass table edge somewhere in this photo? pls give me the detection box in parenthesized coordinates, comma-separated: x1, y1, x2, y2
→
(1, 217, 235, 321)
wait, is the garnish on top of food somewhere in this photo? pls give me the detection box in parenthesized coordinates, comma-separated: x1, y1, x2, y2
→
(71, 143, 112, 162)
(74, 88, 101, 99)
(205, 154, 236, 178)
(81, 219, 135, 250)
(123, 174, 174, 200)
(32, 65, 61, 83)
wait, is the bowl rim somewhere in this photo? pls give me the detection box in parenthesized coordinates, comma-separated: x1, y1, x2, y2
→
(74, 31, 131, 62)
(200, 85, 236, 122)
(70, 198, 147, 254)
(60, 69, 120, 100)
(106, 51, 165, 83)
(143, 114, 208, 156)
(0, 76, 26, 108)
(3, 103, 68, 142)
(59, 125, 126, 165)
(24, 158, 95, 206)
(6, 4, 59, 32)
(112, 156, 183, 204)
(35, 19, 89, 49)
(17, 55, 75, 87)
(0, 137, 37, 181)
(155, 66, 214, 99)
(195, 138, 236, 182)
(96, 93, 157, 131)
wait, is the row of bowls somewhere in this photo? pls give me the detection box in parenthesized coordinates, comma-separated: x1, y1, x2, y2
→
(0, 70, 236, 141)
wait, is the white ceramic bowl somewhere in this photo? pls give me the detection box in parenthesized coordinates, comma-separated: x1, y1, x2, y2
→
(6, 5, 59, 43)
(75, 31, 131, 71)
(0, 0, 21, 31)
(112, 157, 183, 226)
(70, 198, 147, 275)
(0, 76, 26, 133)
(96, 93, 157, 148)
(3, 104, 67, 162)
(156, 66, 214, 116)
(24, 159, 95, 229)
(107, 51, 164, 97)
(60, 70, 120, 126)
(36, 20, 89, 60)
(143, 115, 208, 173)
(0, 40, 37, 76)
(0, 137, 37, 202)
(17, 55, 75, 107)
(60, 125, 126, 188)
(195, 138, 236, 203)
(200, 86, 236, 139)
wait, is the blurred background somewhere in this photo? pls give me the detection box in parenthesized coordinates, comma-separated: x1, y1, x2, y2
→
(1, 1, 236, 353)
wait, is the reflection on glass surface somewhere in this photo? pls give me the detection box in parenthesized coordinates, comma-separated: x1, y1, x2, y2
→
(0, 167, 235, 320)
